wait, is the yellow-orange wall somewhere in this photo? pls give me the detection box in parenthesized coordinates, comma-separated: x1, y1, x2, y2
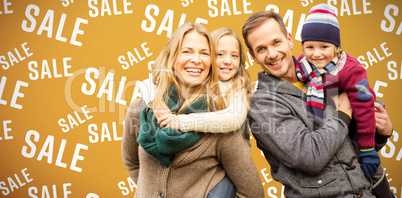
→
(1, 0, 401, 197)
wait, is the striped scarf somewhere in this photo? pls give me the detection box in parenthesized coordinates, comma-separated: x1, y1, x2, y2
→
(295, 56, 338, 124)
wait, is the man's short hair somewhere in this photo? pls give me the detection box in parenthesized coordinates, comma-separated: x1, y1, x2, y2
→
(242, 11, 288, 52)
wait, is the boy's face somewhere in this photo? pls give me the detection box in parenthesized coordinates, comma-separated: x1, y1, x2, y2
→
(302, 41, 337, 69)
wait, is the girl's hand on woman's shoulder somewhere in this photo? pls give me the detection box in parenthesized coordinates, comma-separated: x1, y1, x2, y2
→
(153, 101, 171, 120)
(158, 114, 181, 130)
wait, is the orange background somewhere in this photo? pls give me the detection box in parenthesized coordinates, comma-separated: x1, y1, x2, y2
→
(1, 0, 401, 197)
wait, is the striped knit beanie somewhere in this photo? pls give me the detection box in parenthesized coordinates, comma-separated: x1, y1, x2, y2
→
(302, 4, 340, 47)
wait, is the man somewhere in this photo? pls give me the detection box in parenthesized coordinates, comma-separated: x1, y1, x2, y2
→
(242, 11, 392, 197)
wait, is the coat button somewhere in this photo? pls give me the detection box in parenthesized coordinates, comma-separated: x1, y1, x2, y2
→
(317, 180, 323, 184)
(159, 192, 164, 198)
(346, 165, 356, 170)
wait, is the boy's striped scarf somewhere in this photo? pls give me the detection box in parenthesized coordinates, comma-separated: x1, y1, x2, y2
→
(295, 56, 338, 124)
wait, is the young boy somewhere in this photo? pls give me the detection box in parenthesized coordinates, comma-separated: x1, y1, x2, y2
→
(296, 4, 393, 197)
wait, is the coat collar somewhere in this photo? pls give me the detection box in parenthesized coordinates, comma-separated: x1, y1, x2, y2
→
(256, 57, 307, 98)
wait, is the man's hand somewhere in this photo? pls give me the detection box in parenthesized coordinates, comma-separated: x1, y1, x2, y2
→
(331, 92, 353, 116)
(374, 102, 393, 137)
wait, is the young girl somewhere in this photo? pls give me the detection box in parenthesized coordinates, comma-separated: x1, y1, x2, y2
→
(155, 27, 253, 143)
(296, 4, 393, 197)
(122, 22, 264, 198)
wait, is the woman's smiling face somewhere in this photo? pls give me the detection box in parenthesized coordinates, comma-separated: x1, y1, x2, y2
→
(175, 30, 211, 87)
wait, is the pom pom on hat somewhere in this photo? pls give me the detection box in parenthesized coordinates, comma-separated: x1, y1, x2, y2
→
(302, 4, 341, 47)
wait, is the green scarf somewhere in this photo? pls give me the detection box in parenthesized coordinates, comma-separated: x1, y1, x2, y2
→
(137, 85, 208, 167)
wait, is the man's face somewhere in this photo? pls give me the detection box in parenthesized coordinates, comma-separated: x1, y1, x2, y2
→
(247, 18, 296, 83)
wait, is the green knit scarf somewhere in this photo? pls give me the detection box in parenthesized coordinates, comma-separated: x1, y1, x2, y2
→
(137, 85, 208, 167)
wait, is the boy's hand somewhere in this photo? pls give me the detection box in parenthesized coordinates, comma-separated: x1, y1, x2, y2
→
(359, 147, 381, 178)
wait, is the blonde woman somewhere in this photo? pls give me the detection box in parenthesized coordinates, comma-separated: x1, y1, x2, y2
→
(121, 23, 264, 198)
(155, 28, 253, 145)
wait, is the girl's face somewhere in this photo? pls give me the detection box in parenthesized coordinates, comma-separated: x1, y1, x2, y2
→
(215, 35, 240, 81)
(175, 30, 211, 87)
(302, 41, 337, 69)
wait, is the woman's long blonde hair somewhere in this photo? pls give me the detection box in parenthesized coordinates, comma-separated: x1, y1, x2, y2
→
(210, 27, 253, 103)
(151, 22, 225, 113)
